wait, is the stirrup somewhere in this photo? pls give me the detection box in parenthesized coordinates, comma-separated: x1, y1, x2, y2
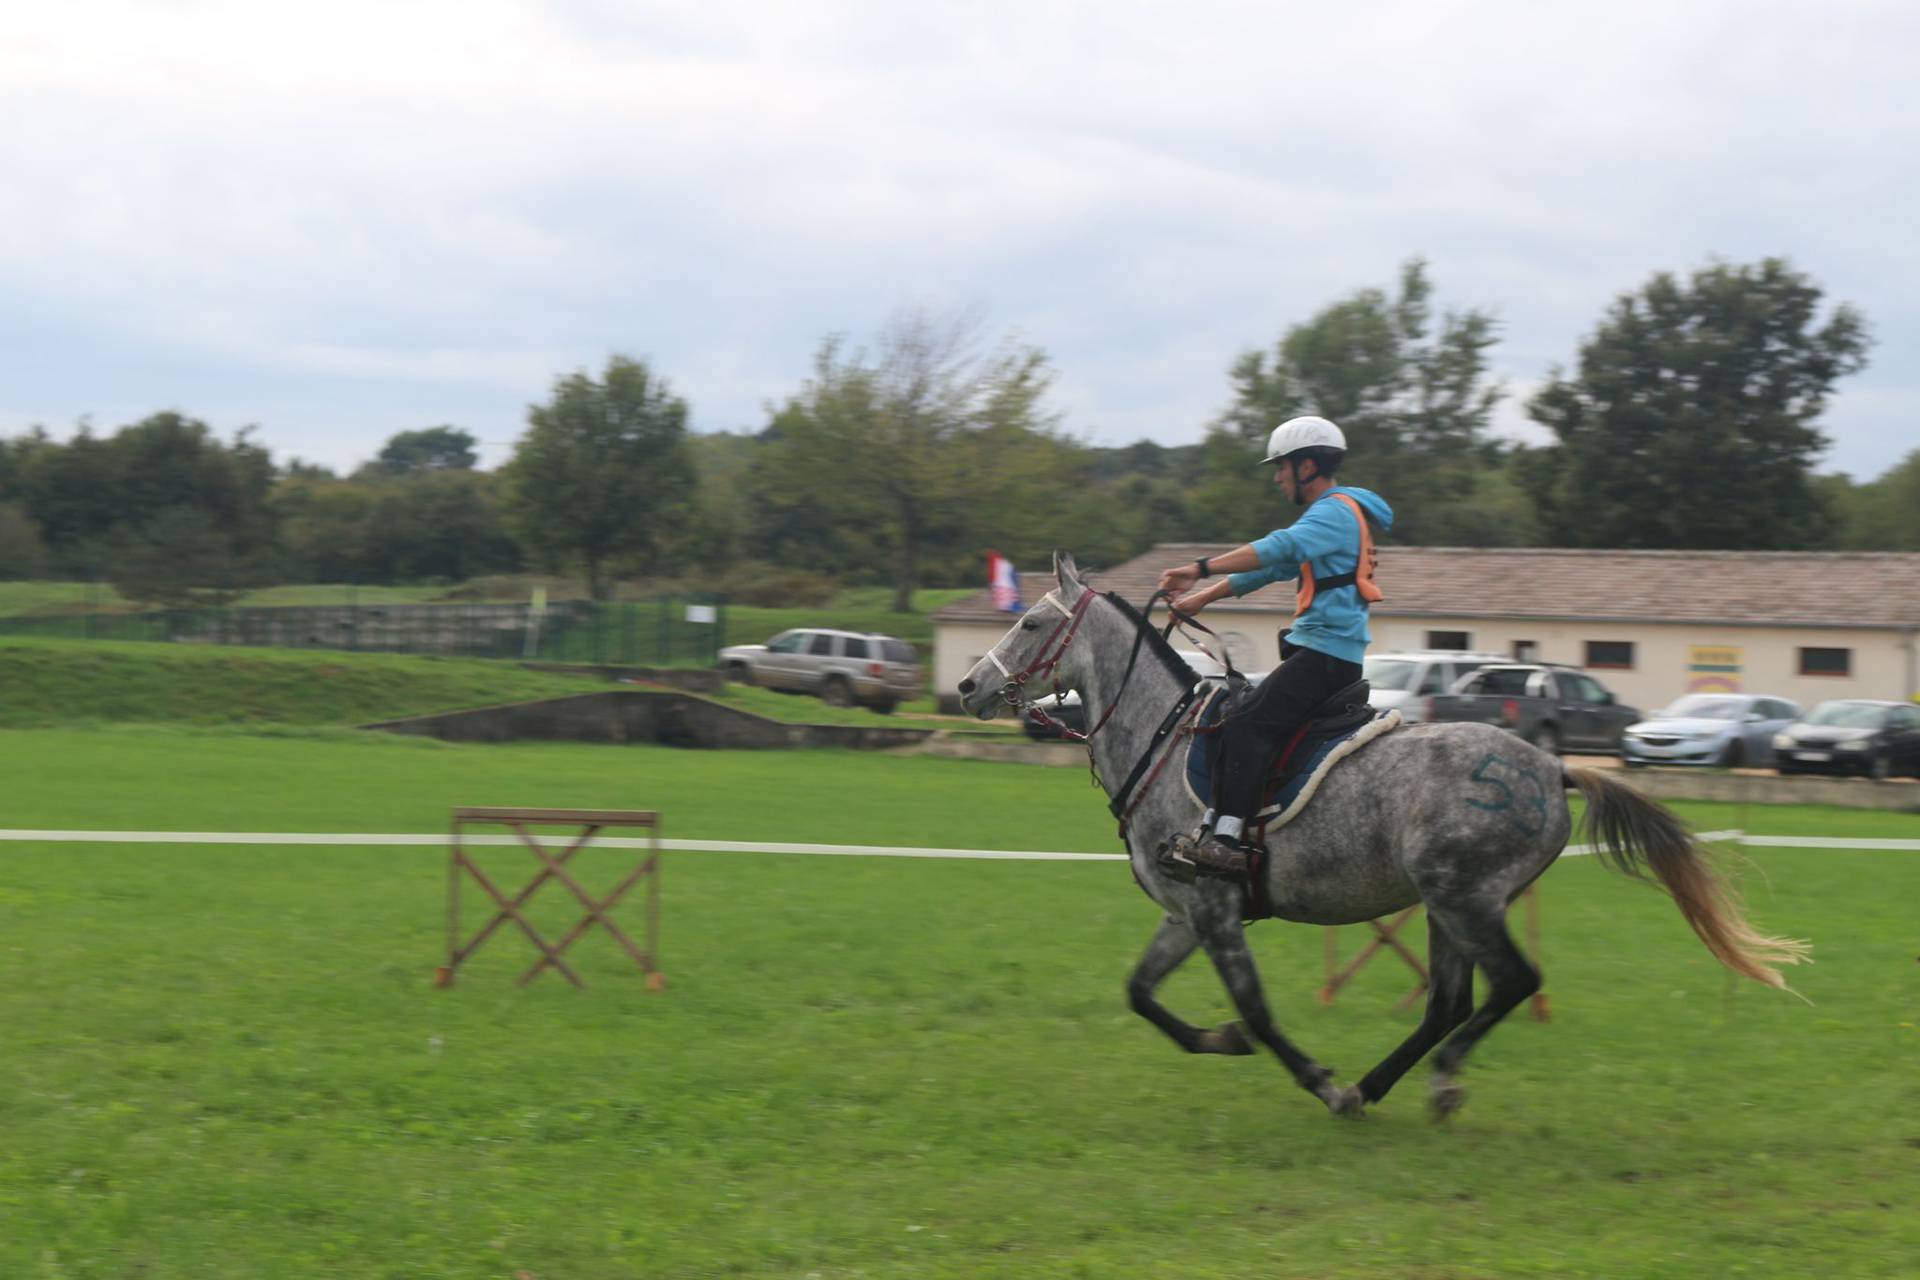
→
(1188, 833, 1254, 879)
(1157, 832, 1203, 884)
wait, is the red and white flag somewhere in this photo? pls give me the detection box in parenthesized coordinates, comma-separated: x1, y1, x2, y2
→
(987, 551, 1024, 613)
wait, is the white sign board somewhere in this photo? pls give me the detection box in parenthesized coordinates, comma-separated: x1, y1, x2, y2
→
(684, 604, 717, 625)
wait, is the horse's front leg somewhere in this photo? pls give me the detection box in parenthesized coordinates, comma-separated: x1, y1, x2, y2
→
(1127, 916, 1255, 1055)
(1189, 884, 1345, 1110)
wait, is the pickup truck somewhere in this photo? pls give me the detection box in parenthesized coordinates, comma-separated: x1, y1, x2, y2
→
(1425, 664, 1641, 755)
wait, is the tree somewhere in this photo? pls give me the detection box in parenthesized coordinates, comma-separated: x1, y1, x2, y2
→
(106, 507, 252, 606)
(751, 312, 1062, 610)
(363, 471, 522, 581)
(1825, 450, 1920, 551)
(1217, 259, 1505, 544)
(271, 475, 379, 581)
(1, 414, 278, 576)
(1521, 258, 1871, 549)
(505, 356, 694, 598)
(0, 503, 48, 579)
(368, 426, 478, 477)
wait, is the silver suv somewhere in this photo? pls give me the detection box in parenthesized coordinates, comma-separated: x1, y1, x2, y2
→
(1363, 650, 1507, 723)
(718, 628, 922, 713)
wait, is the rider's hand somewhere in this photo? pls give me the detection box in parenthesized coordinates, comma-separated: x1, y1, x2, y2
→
(1157, 564, 1199, 594)
(1174, 589, 1212, 614)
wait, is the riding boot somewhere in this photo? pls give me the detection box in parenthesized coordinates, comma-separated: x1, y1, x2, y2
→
(1188, 832, 1252, 878)
(1159, 830, 1252, 883)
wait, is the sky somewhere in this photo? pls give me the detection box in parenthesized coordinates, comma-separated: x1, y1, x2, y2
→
(3, 0, 1915, 480)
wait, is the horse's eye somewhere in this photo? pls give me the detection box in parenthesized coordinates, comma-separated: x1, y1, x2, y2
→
(1020, 619, 1038, 631)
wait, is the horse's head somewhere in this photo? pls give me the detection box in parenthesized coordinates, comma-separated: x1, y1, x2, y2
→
(957, 551, 1097, 720)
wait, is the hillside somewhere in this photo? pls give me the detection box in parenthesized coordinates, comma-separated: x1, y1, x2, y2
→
(0, 638, 612, 728)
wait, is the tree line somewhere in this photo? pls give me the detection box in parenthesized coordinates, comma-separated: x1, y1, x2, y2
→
(0, 255, 1907, 609)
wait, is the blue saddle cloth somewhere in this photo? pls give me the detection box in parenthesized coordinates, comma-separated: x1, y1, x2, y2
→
(1184, 687, 1389, 817)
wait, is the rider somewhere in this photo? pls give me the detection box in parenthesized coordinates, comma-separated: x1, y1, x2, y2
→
(1155, 416, 1394, 879)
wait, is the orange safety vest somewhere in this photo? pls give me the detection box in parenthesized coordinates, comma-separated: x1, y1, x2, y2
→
(1294, 492, 1384, 613)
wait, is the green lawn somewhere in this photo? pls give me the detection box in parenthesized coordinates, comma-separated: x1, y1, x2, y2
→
(0, 581, 452, 616)
(0, 637, 613, 728)
(1, 728, 1916, 1277)
(0, 635, 1009, 736)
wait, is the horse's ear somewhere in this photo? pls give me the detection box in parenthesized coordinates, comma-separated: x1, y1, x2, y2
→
(1054, 550, 1082, 590)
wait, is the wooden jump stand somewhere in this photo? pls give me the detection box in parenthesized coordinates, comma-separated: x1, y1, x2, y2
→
(1318, 886, 1550, 1022)
(436, 807, 665, 991)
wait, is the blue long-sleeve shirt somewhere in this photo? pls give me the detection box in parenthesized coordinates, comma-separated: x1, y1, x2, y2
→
(1226, 485, 1394, 664)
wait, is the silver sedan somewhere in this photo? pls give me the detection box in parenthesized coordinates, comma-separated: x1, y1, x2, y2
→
(1619, 694, 1802, 769)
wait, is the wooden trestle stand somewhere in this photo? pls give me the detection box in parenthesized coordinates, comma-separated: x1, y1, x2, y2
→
(1318, 886, 1549, 1021)
(435, 807, 664, 991)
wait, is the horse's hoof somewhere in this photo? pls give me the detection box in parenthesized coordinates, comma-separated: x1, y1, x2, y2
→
(1196, 1021, 1255, 1055)
(1429, 1075, 1468, 1122)
(1329, 1084, 1368, 1118)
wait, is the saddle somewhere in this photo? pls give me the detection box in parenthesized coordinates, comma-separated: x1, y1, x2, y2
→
(1185, 678, 1386, 822)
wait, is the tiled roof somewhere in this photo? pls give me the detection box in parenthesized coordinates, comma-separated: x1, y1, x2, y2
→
(930, 545, 1920, 630)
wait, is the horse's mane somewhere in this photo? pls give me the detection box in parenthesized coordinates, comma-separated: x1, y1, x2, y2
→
(1100, 590, 1201, 685)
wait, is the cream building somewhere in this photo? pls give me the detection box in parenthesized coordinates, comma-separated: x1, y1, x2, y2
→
(931, 547, 1920, 716)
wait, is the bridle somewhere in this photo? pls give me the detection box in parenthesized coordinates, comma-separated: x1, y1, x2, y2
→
(986, 587, 1104, 740)
(987, 584, 1236, 835)
(988, 585, 1239, 737)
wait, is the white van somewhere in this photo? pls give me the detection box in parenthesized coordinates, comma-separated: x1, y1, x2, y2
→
(1363, 651, 1507, 723)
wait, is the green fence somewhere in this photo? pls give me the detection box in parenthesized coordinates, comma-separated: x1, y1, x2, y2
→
(0, 598, 729, 667)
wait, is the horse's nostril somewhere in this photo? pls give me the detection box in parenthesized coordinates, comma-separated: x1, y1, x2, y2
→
(958, 678, 976, 696)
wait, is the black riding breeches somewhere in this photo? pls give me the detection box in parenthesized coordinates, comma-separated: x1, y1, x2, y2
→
(1212, 643, 1363, 821)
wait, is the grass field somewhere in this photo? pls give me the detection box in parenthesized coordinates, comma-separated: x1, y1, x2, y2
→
(3, 726, 1918, 1277)
(0, 638, 614, 729)
(0, 637, 1013, 736)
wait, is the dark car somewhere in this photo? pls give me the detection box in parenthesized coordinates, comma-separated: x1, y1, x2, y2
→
(1427, 663, 1640, 755)
(1771, 700, 1920, 779)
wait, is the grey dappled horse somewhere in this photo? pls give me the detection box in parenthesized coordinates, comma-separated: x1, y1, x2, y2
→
(957, 553, 1807, 1119)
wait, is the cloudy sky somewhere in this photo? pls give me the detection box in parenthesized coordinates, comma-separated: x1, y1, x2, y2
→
(3, 1, 1913, 479)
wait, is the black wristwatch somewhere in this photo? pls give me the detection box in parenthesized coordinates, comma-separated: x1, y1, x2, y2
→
(1195, 558, 1211, 578)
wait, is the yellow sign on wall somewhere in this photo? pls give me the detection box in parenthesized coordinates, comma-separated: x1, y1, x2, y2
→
(1687, 645, 1743, 693)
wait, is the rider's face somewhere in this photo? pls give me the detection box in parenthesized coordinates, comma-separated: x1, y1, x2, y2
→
(1274, 457, 1321, 502)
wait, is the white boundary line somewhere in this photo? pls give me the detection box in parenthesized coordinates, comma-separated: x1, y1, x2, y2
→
(0, 828, 1912, 858)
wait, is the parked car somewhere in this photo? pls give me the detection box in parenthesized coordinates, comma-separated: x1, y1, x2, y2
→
(1362, 651, 1507, 723)
(1619, 694, 1802, 769)
(717, 628, 921, 713)
(1426, 663, 1640, 755)
(1022, 651, 1248, 740)
(1771, 699, 1920, 779)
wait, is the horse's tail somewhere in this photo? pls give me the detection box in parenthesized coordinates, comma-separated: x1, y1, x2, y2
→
(1564, 766, 1809, 989)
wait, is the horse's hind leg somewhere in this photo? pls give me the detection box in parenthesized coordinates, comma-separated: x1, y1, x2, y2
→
(1347, 924, 1474, 1109)
(1190, 891, 1340, 1107)
(1127, 917, 1254, 1055)
(1424, 899, 1543, 1119)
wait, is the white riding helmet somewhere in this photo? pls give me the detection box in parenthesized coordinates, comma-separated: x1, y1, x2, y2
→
(1260, 415, 1347, 465)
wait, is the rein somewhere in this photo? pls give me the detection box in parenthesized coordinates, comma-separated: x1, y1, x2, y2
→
(990, 586, 1212, 834)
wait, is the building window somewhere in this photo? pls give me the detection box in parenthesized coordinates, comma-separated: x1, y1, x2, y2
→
(1585, 640, 1634, 670)
(1511, 640, 1539, 662)
(1426, 630, 1471, 651)
(1799, 647, 1852, 677)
